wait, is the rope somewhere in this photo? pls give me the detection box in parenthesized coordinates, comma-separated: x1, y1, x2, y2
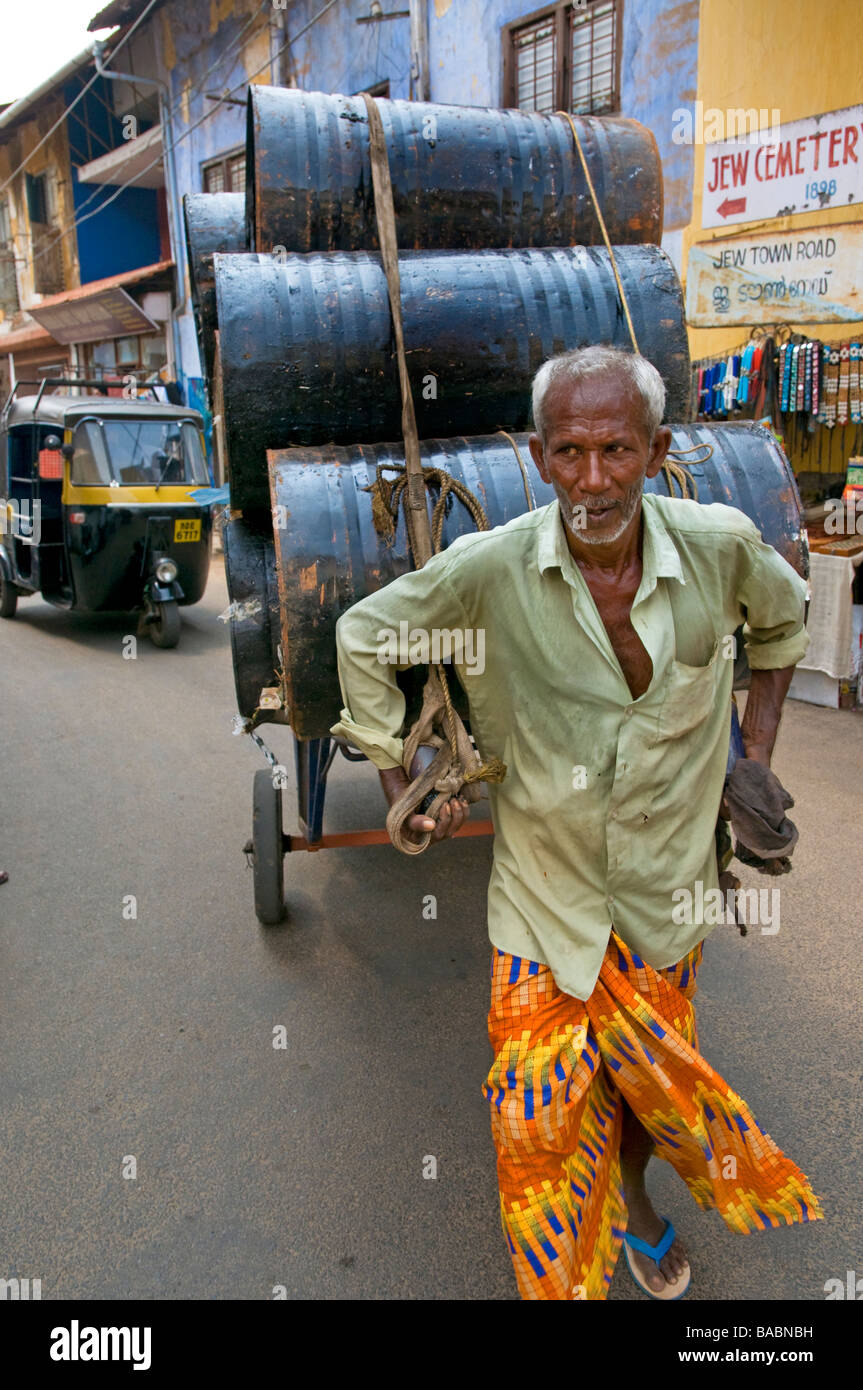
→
(497, 430, 536, 511)
(557, 111, 696, 503)
(361, 94, 506, 854)
(663, 443, 712, 500)
(556, 110, 640, 355)
(364, 461, 491, 551)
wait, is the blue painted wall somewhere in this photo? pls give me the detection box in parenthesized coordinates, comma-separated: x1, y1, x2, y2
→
(156, 0, 699, 378)
(288, 0, 697, 244)
(279, 0, 413, 99)
(64, 73, 162, 283)
(619, 0, 698, 233)
(160, 2, 264, 380)
(427, 0, 697, 236)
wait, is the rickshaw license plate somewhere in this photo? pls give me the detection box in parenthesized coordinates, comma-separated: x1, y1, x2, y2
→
(174, 519, 201, 542)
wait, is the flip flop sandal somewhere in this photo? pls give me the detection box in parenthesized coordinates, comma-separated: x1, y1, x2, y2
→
(623, 1218, 691, 1301)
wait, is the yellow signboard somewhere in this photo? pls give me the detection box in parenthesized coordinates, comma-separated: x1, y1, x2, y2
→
(686, 224, 863, 326)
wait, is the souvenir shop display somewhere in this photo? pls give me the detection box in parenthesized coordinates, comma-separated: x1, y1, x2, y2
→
(692, 331, 863, 429)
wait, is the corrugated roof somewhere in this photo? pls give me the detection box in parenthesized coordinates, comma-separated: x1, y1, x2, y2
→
(33, 259, 174, 308)
(0, 261, 173, 355)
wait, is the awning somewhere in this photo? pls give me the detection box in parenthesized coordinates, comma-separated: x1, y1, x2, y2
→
(0, 323, 62, 355)
(76, 123, 164, 189)
(32, 260, 173, 307)
(30, 288, 159, 344)
(0, 260, 173, 353)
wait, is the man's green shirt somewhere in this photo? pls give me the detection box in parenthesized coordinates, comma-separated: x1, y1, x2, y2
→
(331, 494, 808, 999)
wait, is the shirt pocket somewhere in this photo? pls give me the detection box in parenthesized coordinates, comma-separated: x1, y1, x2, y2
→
(654, 638, 723, 743)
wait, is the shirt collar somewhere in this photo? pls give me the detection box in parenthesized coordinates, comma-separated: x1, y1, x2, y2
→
(537, 494, 686, 596)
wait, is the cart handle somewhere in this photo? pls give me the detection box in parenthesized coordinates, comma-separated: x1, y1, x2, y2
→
(285, 821, 493, 852)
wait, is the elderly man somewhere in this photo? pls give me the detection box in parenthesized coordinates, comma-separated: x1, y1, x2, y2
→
(330, 346, 822, 1301)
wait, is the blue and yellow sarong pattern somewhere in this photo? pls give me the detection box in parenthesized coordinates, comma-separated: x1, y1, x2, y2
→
(484, 932, 823, 1300)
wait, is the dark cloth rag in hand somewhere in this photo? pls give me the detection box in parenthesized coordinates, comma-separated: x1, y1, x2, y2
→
(725, 757, 798, 874)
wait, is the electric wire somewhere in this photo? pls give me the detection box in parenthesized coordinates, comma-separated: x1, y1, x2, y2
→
(0, 0, 163, 199)
(27, 0, 339, 272)
(31, 0, 273, 259)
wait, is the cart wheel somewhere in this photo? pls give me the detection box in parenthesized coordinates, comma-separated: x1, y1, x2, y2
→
(149, 600, 181, 648)
(252, 768, 286, 925)
(0, 565, 17, 619)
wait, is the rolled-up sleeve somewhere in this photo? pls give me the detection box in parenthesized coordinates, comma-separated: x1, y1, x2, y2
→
(736, 535, 809, 670)
(330, 548, 471, 770)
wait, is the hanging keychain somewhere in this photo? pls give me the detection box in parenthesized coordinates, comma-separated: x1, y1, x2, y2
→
(824, 344, 840, 427)
(796, 341, 807, 412)
(788, 343, 800, 415)
(802, 341, 813, 415)
(838, 342, 850, 426)
(850, 342, 861, 424)
(779, 342, 792, 413)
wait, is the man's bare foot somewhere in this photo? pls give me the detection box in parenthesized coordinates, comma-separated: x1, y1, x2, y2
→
(624, 1194, 689, 1295)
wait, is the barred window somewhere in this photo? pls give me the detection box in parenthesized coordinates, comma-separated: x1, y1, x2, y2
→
(203, 163, 225, 193)
(503, 0, 621, 116)
(26, 171, 64, 297)
(571, 0, 617, 114)
(514, 15, 558, 114)
(202, 148, 246, 194)
(0, 197, 19, 315)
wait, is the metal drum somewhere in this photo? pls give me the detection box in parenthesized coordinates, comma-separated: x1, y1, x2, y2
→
(183, 192, 246, 385)
(246, 87, 662, 254)
(227, 421, 807, 739)
(216, 244, 690, 510)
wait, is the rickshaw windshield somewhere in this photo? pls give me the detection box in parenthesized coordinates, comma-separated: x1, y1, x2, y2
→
(70, 418, 208, 486)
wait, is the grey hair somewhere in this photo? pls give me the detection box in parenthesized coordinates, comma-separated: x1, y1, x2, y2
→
(531, 346, 667, 444)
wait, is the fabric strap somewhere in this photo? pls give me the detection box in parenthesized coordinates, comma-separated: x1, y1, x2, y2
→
(362, 93, 432, 569)
(360, 93, 506, 855)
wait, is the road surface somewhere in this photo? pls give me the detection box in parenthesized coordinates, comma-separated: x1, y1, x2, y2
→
(0, 559, 858, 1299)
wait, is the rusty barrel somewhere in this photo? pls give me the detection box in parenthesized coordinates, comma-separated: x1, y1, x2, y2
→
(216, 244, 689, 510)
(246, 86, 662, 254)
(183, 192, 246, 386)
(222, 422, 806, 737)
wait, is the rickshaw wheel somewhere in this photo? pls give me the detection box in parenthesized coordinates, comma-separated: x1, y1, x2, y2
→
(252, 769, 286, 925)
(149, 600, 181, 648)
(0, 566, 17, 619)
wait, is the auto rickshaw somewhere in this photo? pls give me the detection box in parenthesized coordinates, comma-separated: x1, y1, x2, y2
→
(0, 379, 212, 647)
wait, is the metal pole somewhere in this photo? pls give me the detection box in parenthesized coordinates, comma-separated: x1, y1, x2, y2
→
(271, 1, 289, 87)
(408, 0, 430, 102)
(91, 43, 186, 388)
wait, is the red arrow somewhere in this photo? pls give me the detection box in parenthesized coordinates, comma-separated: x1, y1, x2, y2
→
(716, 196, 747, 218)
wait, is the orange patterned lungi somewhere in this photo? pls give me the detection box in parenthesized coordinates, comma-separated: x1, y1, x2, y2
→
(484, 932, 823, 1300)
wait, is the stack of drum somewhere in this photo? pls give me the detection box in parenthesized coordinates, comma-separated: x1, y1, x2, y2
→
(185, 87, 806, 742)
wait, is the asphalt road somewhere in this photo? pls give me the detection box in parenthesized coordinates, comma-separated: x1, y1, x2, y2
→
(0, 557, 859, 1300)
